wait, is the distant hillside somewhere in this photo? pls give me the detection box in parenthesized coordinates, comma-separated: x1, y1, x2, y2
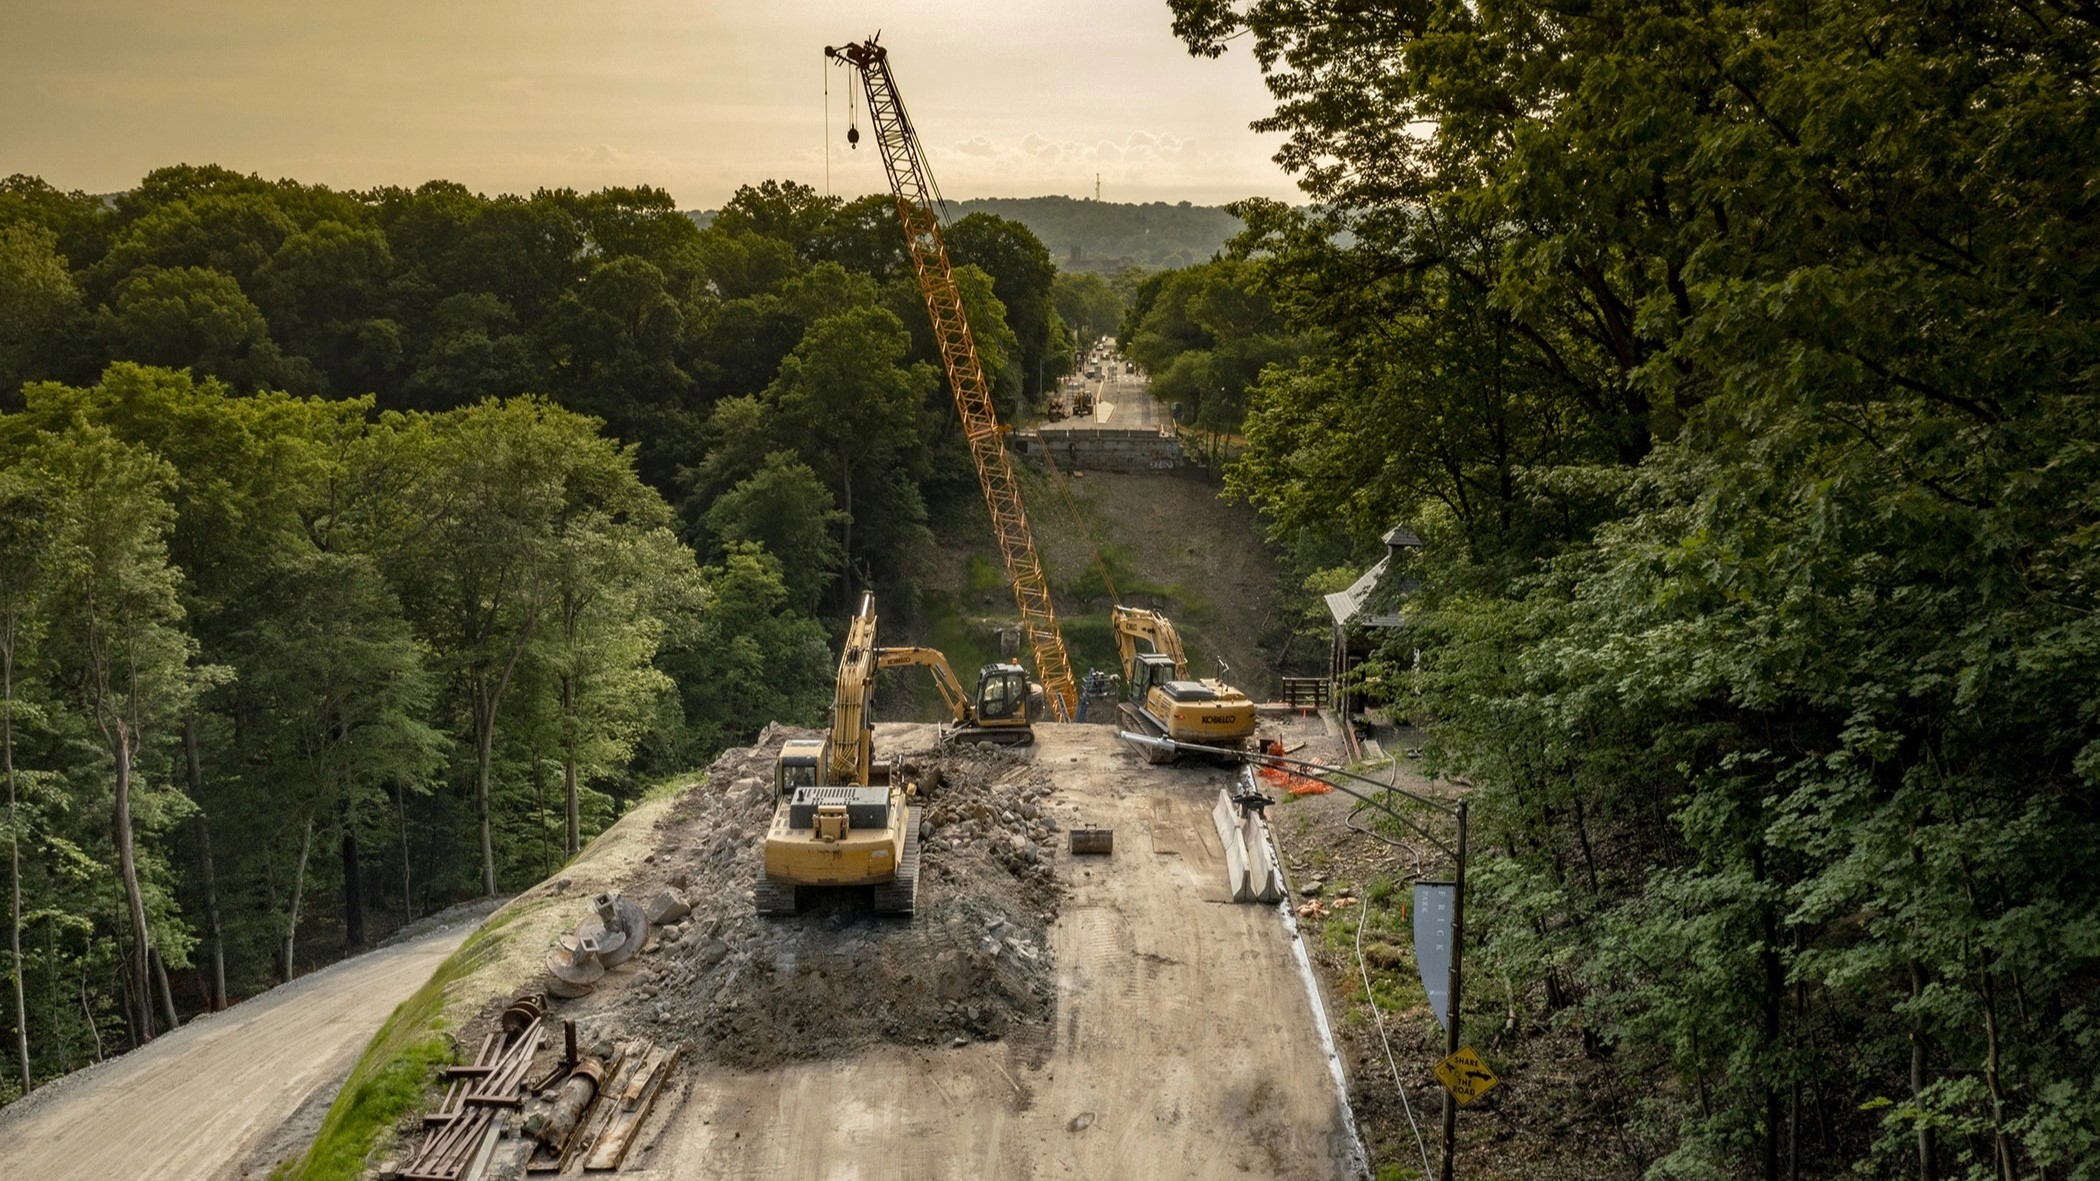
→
(684, 196, 1242, 274)
(949, 197, 1241, 273)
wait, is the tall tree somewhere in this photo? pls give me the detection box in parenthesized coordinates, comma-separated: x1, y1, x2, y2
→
(384, 397, 670, 895)
(0, 463, 55, 1092)
(30, 420, 214, 1043)
(764, 305, 937, 575)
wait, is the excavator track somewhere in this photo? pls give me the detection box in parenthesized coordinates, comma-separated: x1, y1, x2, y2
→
(1118, 703, 1175, 764)
(754, 875, 800, 917)
(870, 805, 924, 916)
(948, 723, 1036, 747)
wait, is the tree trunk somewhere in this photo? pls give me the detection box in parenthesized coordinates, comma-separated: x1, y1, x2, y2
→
(182, 717, 227, 1011)
(79, 957, 102, 1062)
(395, 779, 414, 924)
(281, 816, 314, 983)
(475, 690, 498, 897)
(150, 946, 178, 1032)
(1910, 959, 1939, 1181)
(562, 674, 580, 857)
(112, 724, 154, 1045)
(5, 618, 32, 1095)
(340, 797, 365, 950)
(1978, 965, 2016, 1181)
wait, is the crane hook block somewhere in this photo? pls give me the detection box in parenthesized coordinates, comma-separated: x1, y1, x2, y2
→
(848, 125, 860, 147)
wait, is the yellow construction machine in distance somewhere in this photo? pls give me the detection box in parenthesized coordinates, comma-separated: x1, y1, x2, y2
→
(1112, 605, 1258, 764)
(758, 592, 922, 916)
(876, 645, 1038, 745)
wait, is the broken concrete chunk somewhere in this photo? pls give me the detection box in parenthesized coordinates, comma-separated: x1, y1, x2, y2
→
(647, 887, 692, 925)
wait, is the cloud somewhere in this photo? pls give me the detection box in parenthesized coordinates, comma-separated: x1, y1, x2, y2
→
(953, 135, 999, 157)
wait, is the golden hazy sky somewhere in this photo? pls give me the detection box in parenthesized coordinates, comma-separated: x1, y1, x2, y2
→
(1, 0, 1297, 208)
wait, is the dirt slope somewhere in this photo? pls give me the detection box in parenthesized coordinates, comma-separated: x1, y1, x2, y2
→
(0, 924, 472, 1181)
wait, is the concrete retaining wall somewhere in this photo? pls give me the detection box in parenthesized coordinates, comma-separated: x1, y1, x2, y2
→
(1014, 426, 1180, 473)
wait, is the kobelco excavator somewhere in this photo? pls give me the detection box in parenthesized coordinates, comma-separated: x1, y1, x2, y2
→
(758, 592, 923, 916)
(876, 645, 1038, 745)
(1112, 605, 1258, 764)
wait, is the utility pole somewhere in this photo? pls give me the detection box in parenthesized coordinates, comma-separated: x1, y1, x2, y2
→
(1441, 799, 1468, 1181)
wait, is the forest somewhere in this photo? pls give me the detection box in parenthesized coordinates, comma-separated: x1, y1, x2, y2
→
(1171, 0, 2100, 1177)
(0, 168, 1103, 1100)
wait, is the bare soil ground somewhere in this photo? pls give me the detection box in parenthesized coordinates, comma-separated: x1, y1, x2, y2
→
(0, 921, 473, 1181)
(612, 723, 1360, 1180)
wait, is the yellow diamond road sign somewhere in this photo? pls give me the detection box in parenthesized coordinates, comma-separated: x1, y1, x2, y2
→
(1434, 1046, 1500, 1106)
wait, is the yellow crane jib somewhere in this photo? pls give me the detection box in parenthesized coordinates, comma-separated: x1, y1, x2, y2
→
(825, 36, 1080, 721)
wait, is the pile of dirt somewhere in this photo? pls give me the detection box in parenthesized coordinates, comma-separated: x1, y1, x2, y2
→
(538, 724, 1064, 1071)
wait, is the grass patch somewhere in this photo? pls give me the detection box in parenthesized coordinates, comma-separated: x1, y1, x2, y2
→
(963, 554, 1004, 595)
(279, 905, 541, 1181)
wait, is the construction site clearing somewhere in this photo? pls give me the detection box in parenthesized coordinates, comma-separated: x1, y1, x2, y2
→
(367, 715, 1366, 1181)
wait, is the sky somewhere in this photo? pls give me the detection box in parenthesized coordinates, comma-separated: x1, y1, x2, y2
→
(0, 0, 1299, 209)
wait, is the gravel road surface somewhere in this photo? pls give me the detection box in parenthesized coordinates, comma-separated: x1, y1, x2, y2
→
(0, 922, 471, 1181)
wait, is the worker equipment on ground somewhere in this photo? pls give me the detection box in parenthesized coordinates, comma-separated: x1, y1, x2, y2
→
(1075, 668, 1121, 723)
(758, 591, 924, 917)
(1070, 826, 1114, 855)
(576, 893, 648, 967)
(826, 36, 1079, 719)
(876, 645, 1038, 745)
(1111, 605, 1258, 763)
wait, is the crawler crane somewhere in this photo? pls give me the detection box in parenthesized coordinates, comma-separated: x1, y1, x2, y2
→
(826, 36, 1079, 720)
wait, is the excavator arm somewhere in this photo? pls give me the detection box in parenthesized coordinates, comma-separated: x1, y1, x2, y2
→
(1111, 605, 1189, 679)
(829, 592, 880, 785)
(876, 646, 974, 725)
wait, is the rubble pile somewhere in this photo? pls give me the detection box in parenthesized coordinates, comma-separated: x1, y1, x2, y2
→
(538, 724, 1064, 1071)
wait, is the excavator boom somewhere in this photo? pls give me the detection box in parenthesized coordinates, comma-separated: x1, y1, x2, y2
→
(876, 646, 973, 724)
(1111, 605, 1189, 679)
(829, 591, 880, 785)
(827, 37, 1079, 720)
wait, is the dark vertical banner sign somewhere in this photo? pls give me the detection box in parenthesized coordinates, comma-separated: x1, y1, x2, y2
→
(1414, 881, 1455, 1032)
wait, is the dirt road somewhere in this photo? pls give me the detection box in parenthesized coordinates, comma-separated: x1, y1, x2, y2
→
(627, 724, 1363, 1180)
(0, 923, 471, 1181)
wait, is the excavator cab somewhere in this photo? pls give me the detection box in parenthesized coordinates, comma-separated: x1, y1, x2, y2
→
(1129, 652, 1178, 703)
(975, 662, 1031, 722)
(775, 739, 825, 799)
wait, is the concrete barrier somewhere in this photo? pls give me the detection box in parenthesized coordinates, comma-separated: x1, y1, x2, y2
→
(1213, 789, 1253, 902)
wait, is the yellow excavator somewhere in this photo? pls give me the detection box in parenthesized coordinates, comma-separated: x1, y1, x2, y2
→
(875, 646, 1038, 745)
(1113, 605, 1258, 764)
(758, 592, 923, 916)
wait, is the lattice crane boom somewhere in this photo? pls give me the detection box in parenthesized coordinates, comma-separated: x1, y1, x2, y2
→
(825, 36, 1078, 720)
